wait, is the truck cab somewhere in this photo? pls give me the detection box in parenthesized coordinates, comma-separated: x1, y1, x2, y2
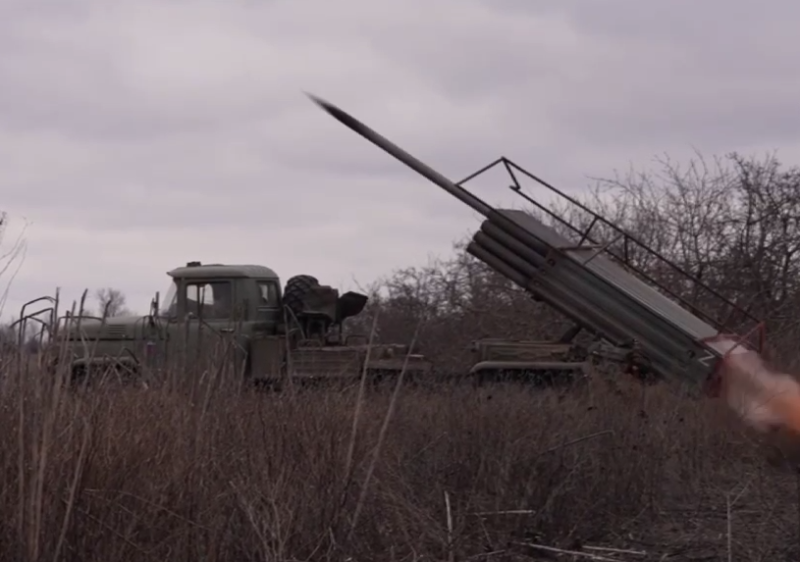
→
(158, 262, 283, 331)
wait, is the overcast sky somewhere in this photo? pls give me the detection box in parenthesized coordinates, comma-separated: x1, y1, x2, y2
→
(2, 0, 799, 319)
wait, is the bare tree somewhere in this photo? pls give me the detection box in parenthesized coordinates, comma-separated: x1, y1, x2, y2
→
(94, 287, 130, 318)
(0, 211, 29, 320)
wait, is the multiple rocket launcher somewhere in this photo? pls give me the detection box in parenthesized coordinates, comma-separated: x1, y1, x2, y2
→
(308, 94, 763, 393)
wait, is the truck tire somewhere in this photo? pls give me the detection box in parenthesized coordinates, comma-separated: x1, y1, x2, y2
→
(283, 274, 319, 316)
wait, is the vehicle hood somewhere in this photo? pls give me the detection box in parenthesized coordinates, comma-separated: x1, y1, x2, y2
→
(65, 315, 148, 341)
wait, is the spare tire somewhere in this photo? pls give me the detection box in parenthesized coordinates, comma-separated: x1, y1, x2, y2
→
(283, 274, 319, 316)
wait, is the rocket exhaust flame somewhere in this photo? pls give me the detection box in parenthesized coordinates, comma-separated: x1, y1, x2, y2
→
(706, 336, 800, 436)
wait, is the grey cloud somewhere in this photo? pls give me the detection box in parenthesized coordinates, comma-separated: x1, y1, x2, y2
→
(488, 0, 800, 151)
(2, 0, 800, 317)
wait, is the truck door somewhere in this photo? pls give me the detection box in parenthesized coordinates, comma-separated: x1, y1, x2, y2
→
(182, 280, 237, 370)
(248, 279, 284, 380)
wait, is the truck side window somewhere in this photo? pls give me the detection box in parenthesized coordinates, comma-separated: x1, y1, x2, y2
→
(185, 282, 233, 320)
(257, 281, 279, 307)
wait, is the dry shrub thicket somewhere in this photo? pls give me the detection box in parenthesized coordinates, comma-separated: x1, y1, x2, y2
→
(2, 153, 800, 561)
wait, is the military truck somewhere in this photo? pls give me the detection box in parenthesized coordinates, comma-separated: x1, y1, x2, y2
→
(54, 261, 637, 390)
(61, 261, 432, 386)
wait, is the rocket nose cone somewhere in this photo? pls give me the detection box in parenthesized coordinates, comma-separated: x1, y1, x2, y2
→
(305, 92, 366, 136)
(304, 91, 329, 109)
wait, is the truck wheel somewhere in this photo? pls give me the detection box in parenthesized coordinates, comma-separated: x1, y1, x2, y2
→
(283, 274, 319, 316)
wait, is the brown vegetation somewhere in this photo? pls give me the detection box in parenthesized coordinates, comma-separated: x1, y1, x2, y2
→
(3, 151, 800, 560)
(1, 361, 798, 561)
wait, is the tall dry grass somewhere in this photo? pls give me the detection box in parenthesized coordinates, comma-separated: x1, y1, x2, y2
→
(0, 354, 798, 561)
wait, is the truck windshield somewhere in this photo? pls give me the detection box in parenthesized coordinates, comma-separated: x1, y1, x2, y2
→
(159, 280, 178, 317)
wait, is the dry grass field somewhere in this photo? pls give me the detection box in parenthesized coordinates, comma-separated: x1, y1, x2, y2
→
(1, 357, 799, 562)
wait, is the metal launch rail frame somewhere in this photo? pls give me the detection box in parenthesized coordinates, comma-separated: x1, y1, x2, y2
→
(308, 94, 765, 392)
